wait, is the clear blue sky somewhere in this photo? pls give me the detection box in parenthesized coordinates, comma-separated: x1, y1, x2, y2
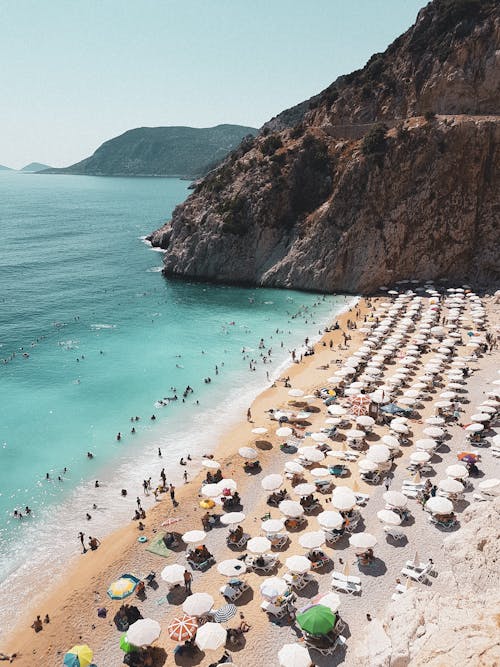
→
(0, 0, 427, 168)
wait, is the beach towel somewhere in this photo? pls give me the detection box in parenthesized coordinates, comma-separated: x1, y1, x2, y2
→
(145, 533, 172, 558)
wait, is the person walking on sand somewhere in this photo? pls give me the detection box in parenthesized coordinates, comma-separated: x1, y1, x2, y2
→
(160, 468, 166, 486)
(169, 484, 176, 505)
(158, 447, 162, 457)
(183, 470, 188, 484)
(184, 569, 193, 594)
(78, 531, 87, 553)
(136, 496, 141, 509)
(247, 408, 252, 422)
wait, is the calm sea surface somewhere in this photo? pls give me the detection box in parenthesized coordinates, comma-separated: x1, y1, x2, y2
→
(0, 171, 351, 630)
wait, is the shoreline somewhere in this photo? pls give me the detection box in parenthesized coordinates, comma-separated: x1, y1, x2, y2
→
(1, 296, 361, 659)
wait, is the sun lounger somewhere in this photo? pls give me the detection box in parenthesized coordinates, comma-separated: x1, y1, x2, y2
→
(331, 571, 362, 594)
(220, 583, 248, 602)
(227, 534, 249, 549)
(401, 567, 429, 583)
(405, 560, 431, 573)
(284, 572, 313, 591)
(247, 554, 279, 574)
(355, 492, 370, 506)
(428, 515, 458, 530)
(260, 600, 288, 618)
(270, 534, 289, 550)
(303, 500, 320, 514)
(383, 526, 405, 540)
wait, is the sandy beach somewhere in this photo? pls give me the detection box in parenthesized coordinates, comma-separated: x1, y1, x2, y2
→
(3, 291, 499, 667)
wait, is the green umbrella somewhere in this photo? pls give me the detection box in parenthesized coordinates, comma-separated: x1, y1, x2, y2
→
(296, 604, 336, 636)
(119, 634, 137, 653)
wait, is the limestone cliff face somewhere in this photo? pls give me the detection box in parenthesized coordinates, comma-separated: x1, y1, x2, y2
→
(150, 0, 500, 293)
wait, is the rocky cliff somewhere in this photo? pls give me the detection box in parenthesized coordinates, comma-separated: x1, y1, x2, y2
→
(353, 498, 500, 667)
(149, 0, 500, 293)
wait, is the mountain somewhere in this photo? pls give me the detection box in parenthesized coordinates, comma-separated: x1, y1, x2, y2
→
(0, 164, 12, 171)
(21, 162, 51, 172)
(42, 125, 258, 178)
(149, 0, 500, 293)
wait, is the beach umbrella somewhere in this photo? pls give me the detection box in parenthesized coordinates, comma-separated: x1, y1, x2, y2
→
(126, 619, 161, 647)
(261, 518, 285, 533)
(288, 388, 305, 397)
(276, 427, 293, 437)
(182, 530, 207, 545)
(426, 497, 453, 514)
(349, 532, 377, 549)
(446, 464, 469, 479)
(310, 467, 329, 478)
(286, 555, 311, 574)
(278, 643, 312, 667)
(119, 634, 136, 654)
(261, 474, 283, 491)
(476, 405, 495, 414)
(381, 435, 400, 451)
(182, 593, 214, 616)
(201, 459, 221, 469)
(107, 574, 139, 600)
(482, 399, 499, 407)
(296, 604, 336, 636)
(167, 615, 198, 642)
(425, 417, 445, 426)
(217, 559, 247, 577)
(311, 591, 341, 613)
(310, 432, 328, 443)
(366, 444, 391, 463)
(410, 451, 431, 464)
(279, 500, 304, 517)
(194, 622, 227, 651)
(284, 461, 305, 474)
(293, 483, 317, 497)
(219, 478, 237, 492)
(358, 458, 379, 472)
(478, 479, 500, 494)
(415, 439, 437, 451)
(345, 429, 365, 440)
(247, 536, 271, 554)
(377, 509, 401, 526)
(298, 531, 326, 549)
(160, 564, 186, 586)
(213, 604, 238, 623)
(331, 487, 357, 511)
(220, 512, 246, 526)
(390, 422, 409, 434)
(260, 577, 288, 599)
(251, 427, 268, 435)
(423, 427, 445, 438)
(63, 645, 94, 667)
(201, 483, 223, 498)
(440, 391, 456, 400)
(457, 452, 478, 463)
(470, 413, 490, 422)
(356, 415, 375, 428)
(465, 423, 484, 433)
(399, 397, 416, 406)
(298, 446, 324, 462)
(317, 511, 343, 530)
(383, 491, 407, 508)
(437, 478, 464, 493)
(238, 446, 258, 459)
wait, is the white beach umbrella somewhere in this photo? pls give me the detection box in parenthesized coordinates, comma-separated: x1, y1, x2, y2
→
(220, 512, 246, 526)
(440, 391, 456, 400)
(260, 577, 288, 600)
(251, 427, 268, 435)
(331, 486, 357, 511)
(247, 536, 271, 554)
(381, 435, 400, 451)
(298, 446, 325, 462)
(279, 500, 304, 518)
(377, 509, 402, 526)
(261, 474, 284, 491)
(317, 510, 343, 530)
(288, 388, 305, 398)
(276, 427, 293, 437)
(478, 478, 500, 494)
(446, 464, 469, 479)
(278, 643, 312, 667)
(476, 405, 495, 414)
(261, 518, 285, 534)
(182, 530, 207, 545)
(399, 397, 416, 406)
(160, 564, 186, 586)
(284, 461, 305, 474)
(310, 432, 328, 443)
(423, 427, 445, 438)
(314, 592, 341, 613)
(438, 478, 464, 493)
(415, 439, 437, 451)
(126, 618, 161, 647)
(217, 559, 248, 577)
(465, 423, 484, 432)
(403, 389, 420, 398)
(383, 490, 407, 508)
(194, 622, 226, 651)
(298, 531, 326, 549)
(201, 483, 222, 498)
(470, 413, 490, 422)
(358, 458, 379, 472)
(390, 421, 409, 434)
(285, 555, 311, 574)
(183, 592, 214, 616)
(349, 532, 377, 549)
(202, 459, 221, 469)
(327, 405, 347, 416)
(239, 446, 258, 459)
(410, 451, 431, 464)
(482, 399, 499, 407)
(219, 478, 237, 492)
(425, 497, 453, 514)
(310, 467, 329, 478)
(345, 429, 365, 440)
(366, 444, 391, 463)
(356, 415, 375, 428)
(293, 483, 317, 497)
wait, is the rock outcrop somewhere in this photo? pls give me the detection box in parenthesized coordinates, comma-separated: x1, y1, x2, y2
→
(149, 0, 500, 293)
(352, 497, 500, 666)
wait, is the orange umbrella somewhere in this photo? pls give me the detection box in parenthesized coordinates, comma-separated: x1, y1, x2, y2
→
(167, 614, 198, 642)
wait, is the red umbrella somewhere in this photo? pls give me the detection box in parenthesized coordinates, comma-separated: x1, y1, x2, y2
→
(161, 518, 181, 527)
(349, 395, 372, 406)
(167, 615, 198, 642)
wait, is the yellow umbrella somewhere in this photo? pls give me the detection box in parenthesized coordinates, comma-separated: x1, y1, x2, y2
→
(200, 499, 215, 509)
(63, 644, 93, 667)
(107, 574, 139, 599)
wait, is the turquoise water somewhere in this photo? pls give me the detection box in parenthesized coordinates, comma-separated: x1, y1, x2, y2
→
(0, 171, 350, 629)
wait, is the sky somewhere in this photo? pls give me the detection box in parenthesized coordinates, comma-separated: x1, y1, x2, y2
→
(0, 0, 427, 169)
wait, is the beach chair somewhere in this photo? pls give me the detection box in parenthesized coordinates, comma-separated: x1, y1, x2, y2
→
(303, 500, 320, 515)
(252, 556, 279, 574)
(325, 530, 343, 545)
(227, 533, 249, 550)
(220, 585, 241, 602)
(331, 571, 361, 595)
(260, 600, 288, 619)
(383, 526, 405, 541)
(270, 534, 289, 550)
(428, 515, 458, 530)
(355, 492, 370, 506)
(283, 572, 312, 591)
(401, 566, 430, 583)
(315, 480, 333, 494)
(329, 465, 347, 478)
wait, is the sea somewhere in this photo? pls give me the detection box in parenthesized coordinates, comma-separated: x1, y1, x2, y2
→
(0, 171, 352, 631)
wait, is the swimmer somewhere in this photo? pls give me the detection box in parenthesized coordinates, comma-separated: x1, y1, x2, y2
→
(131, 427, 136, 434)
(87, 452, 94, 459)
(86, 513, 92, 520)
(95, 480, 99, 488)
(151, 414, 156, 420)
(116, 432, 122, 441)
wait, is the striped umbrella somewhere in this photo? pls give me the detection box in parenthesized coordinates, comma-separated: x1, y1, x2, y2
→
(213, 604, 238, 623)
(107, 574, 139, 600)
(63, 645, 94, 667)
(167, 614, 198, 642)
